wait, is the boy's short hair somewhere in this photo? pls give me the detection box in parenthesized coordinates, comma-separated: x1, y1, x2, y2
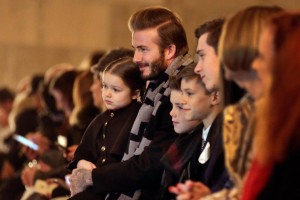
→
(194, 19, 224, 53)
(169, 62, 210, 94)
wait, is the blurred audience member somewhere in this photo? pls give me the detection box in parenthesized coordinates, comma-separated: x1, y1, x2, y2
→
(78, 50, 105, 70)
(68, 70, 100, 162)
(243, 12, 300, 200)
(0, 87, 14, 154)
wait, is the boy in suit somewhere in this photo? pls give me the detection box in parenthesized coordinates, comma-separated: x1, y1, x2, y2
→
(163, 63, 228, 199)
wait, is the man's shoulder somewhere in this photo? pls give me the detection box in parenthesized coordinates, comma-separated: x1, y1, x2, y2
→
(153, 97, 172, 115)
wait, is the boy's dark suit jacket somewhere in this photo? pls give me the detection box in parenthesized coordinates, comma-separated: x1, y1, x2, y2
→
(161, 113, 229, 199)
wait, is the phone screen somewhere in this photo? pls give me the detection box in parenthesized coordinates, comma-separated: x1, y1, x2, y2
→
(14, 134, 39, 151)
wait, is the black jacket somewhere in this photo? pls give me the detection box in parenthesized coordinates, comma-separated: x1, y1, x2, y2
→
(258, 150, 300, 200)
(161, 113, 229, 199)
(68, 101, 141, 170)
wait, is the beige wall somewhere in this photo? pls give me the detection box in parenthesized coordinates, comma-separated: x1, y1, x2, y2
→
(1, 0, 299, 90)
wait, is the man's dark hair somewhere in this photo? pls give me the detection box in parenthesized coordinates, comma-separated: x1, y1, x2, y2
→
(195, 19, 224, 53)
(129, 6, 188, 57)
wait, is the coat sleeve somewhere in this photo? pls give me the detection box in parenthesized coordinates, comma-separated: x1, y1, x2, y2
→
(67, 114, 103, 171)
(91, 101, 178, 194)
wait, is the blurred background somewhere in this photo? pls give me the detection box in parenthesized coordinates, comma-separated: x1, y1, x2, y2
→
(1, 0, 299, 89)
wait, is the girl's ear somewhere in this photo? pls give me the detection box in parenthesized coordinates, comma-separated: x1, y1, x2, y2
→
(211, 91, 221, 106)
(131, 89, 141, 101)
(164, 44, 176, 61)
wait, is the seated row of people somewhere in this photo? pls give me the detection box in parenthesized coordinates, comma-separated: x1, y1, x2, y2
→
(1, 5, 300, 200)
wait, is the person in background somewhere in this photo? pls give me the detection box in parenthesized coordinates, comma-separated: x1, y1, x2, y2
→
(242, 12, 300, 200)
(49, 70, 78, 121)
(78, 50, 105, 70)
(4, 74, 45, 182)
(216, 6, 282, 199)
(68, 6, 193, 200)
(49, 70, 79, 142)
(8, 74, 44, 134)
(67, 70, 100, 162)
(0, 87, 14, 154)
(68, 57, 145, 199)
(0, 108, 39, 200)
(39, 63, 74, 145)
(20, 130, 67, 200)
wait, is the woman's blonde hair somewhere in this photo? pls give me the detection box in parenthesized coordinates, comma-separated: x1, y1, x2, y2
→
(219, 5, 282, 71)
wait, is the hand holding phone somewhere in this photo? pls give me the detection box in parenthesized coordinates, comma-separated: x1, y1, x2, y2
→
(14, 134, 39, 151)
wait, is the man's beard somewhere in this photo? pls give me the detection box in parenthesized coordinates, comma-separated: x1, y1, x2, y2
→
(141, 55, 168, 80)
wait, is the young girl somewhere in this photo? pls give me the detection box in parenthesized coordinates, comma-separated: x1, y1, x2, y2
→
(67, 57, 145, 198)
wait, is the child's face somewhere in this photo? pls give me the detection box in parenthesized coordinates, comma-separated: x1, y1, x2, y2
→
(170, 90, 201, 134)
(181, 78, 212, 121)
(102, 72, 135, 110)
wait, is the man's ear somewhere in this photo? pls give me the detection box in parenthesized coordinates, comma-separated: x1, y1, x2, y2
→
(164, 44, 176, 60)
(211, 91, 221, 106)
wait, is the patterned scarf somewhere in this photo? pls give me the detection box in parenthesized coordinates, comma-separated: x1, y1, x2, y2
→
(106, 54, 193, 200)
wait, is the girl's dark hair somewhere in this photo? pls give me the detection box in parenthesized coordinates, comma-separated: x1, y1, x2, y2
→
(103, 57, 146, 96)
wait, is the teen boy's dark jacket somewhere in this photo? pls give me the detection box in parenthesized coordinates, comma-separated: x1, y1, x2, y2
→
(68, 101, 141, 170)
(161, 113, 229, 199)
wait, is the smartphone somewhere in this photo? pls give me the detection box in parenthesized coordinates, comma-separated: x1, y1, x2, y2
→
(14, 134, 39, 151)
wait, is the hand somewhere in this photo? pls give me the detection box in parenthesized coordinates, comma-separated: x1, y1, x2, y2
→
(22, 132, 50, 159)
(66, 145, 78, 162)
(32, 132, 50, 155)
(169, 180, 211, 200)
(22, 146, 38, 161)
(47, 177, 69, 190)
(1, 161, 15, 179)
(77, 160, 96, 170)
(21, 165, 38, 187)
(69, 168, 93, 196)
